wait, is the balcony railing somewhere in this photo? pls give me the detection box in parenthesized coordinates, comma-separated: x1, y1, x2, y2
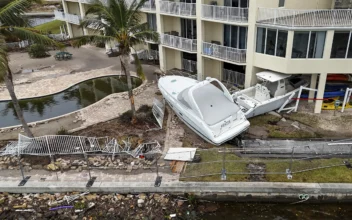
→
(160, 1, 196, 17)
(222, 69, 245, 88)
(125, 0, 156, 11)
(161, 34, 197, 52)
(201, 4, 248, 23)
(202, 42, 246, 63)
(257, 8, 352, 27)
(54, 10, 80, 25)
(182, 59, 197, 73)
(79, 0, 95, 4)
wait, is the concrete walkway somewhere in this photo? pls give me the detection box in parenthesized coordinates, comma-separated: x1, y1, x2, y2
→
(1, 180, 352, 202)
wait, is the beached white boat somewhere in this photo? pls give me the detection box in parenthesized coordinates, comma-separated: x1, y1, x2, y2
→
(158, 76, 250, 145)
(233, 71, 308, 118)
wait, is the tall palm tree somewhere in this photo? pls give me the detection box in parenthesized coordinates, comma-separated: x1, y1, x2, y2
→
(0, 0, 60, 137)
(71, 0, 159, 123)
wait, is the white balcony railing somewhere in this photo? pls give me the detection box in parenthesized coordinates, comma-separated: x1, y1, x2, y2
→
(257, 8, 352, 27)
(125, 0, 156, 11)
(182, 59, 197, 73)
(54, 10, 80, 25)
(201, 4, 248, 23)
(160, 1, 196, 17)
(79, 0, 95, 4)
(161, 33, 197, 52)
(222, 69, 245, 88)
(202, 42, 246, 63)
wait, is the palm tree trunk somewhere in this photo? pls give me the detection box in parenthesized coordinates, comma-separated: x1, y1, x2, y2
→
(4, 70, 34, 137)
(120, 54, 137, 123)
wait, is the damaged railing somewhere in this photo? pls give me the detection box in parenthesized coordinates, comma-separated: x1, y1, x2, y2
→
(1, 134, 162, 158)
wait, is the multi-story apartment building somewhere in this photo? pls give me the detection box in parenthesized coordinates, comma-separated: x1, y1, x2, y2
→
(58, 0, 352, 113)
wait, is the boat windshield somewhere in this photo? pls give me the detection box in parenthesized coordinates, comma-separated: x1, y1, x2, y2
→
(177, 87, 192, 109)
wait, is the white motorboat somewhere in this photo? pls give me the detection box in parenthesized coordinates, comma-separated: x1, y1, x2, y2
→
(158, 75, 250, 146)
(233, 71, 308, 118)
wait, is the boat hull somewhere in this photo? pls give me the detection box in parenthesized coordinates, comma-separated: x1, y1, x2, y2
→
(158, 76, 250, 146)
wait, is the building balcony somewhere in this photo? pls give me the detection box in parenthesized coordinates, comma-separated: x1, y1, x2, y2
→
(182, 58, 197, 73)
(80, 0, 96, 3)
(125, 0, 156, 11)
(257, 8, 352, 28)
(201, 4, 248, 23)
(222, 69, 245, 88)
(202, 42, 246, 64)
(161, 33, 197, 53)
(54, 10, 80, 25)
(160, 1, 196, 18)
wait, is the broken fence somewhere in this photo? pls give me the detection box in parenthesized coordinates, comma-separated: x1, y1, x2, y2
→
(1, 134, 162, 158)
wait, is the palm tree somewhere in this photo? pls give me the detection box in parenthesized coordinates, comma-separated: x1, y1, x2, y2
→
(71, 0, 159, 123)
(0, 0, 60, 137)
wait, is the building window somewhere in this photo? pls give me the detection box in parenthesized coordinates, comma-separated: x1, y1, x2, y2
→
(331, 31, 352, 59)
(224, 25, 247, 49)
(147, 14, 157, 31)
(181, 18, 197, 39)
(224, 0, 249, 8)
(255, 27, 288, 57)
(279, 0, 285, 7)
(292, 31, 326, 59)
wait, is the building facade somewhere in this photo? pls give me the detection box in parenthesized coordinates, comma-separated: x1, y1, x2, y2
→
(58, 0, 352, 113)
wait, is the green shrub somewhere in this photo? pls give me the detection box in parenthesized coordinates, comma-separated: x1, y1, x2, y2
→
(56, 127, 69, 135)
(28, 44, 50, 58)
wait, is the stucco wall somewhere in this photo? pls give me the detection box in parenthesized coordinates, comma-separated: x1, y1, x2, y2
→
(164, 48, 182, 70)
(67, 2, 81, 15)
(203, 21, 223, 43)
(162, 15, 181, 34)
(71, 24, 84, 37)
(203, 57, 221, 79)
(284, 0, 333, 9)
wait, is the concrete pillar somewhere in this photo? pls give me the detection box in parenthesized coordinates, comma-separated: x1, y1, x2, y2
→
(61, 0, 73, 38)
(309, 74, 318, 103)
(196, 1, 203, 80)
(314, 73, 327, 113)
(78, 2, 88, 35)
(285, 31, 294, 59)
(244, 0, 258, 88)
(155, 0, 166, 72)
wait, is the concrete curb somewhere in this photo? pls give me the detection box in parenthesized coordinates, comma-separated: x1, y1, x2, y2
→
(1, 181, 352, 202)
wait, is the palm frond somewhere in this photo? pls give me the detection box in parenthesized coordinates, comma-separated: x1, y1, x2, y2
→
(69, 35, 115, 48)
(0, 0, 34, 27)
(0, 36, 8, 83)
(0, 26, 63, 48)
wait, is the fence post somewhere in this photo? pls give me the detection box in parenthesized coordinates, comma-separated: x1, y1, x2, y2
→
(45, 136, 53, 162)
(221, 147, 227, 180)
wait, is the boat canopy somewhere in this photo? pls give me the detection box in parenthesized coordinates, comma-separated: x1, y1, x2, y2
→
(256, 71, 291, 82)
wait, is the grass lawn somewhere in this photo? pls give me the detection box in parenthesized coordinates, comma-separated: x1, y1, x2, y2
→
(181, 149, 352, 183)
(248, 114, 321, 139)
(34, 20, 64, 34)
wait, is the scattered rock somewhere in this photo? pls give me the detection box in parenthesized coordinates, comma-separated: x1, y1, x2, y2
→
(108, 207, 114, 212)
(137, 199, 144, 208)
(46, 163, 59, 171)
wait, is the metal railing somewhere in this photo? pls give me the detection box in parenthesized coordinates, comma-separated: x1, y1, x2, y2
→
(79, 0, 95, 4)
(182, 58, 197, 73)
(202, 42, 246, 63)
(125, 0, 156, 11)
(257, 8, 352, 27)
(54, 10, 80, 25)
(201, 4, 248, 23)
(222, 69, 245, 88)
(160, 1, 196, 17)
(161, 33, 197, 52)
(135, 49, 159, 60)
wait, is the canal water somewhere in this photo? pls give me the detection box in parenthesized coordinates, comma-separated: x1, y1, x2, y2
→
(0, 76, 142, 128)
(202, 202, 352, 219)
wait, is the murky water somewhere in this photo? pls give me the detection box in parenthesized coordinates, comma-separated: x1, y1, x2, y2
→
(0, 76, 142, 127)
(203, 202, 352, 220)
